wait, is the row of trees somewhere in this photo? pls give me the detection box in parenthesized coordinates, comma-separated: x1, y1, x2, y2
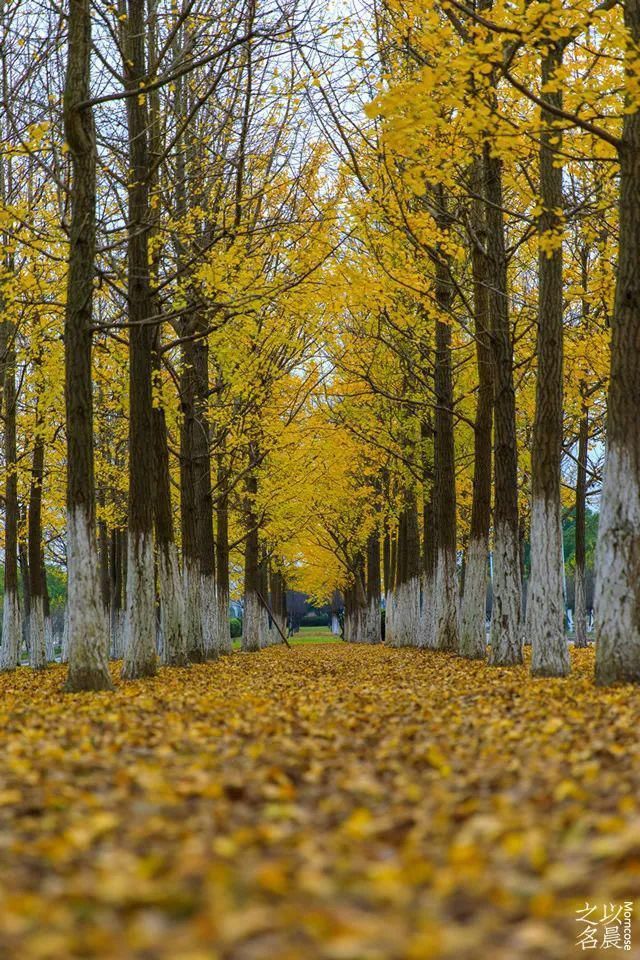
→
(0, 0, 639, 687)
(0, 0, 339, 687)
(289, 0, 636, 685)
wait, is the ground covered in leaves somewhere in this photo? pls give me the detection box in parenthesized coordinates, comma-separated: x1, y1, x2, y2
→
(0, 645, 639, 960)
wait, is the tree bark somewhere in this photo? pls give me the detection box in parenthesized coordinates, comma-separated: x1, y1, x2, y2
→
(98, 518, 110, 611)
(62, 0, 113, 691)
(364, 530, 382, 643)
(387, 493, 421, 646)
(345, 553, 367, 643)
(460, 169, 492, 659)
(419, 476, 437, 649)
(41, 551, 54, 661)
(0, 321, 21, 670)
(330, 590, 341, 636)
(383, 529, 392, 598)
(433, 207, 459, 653)
(529, 43, 570, 677)
(484, 146, 522, 665)
(154, 352, 188, 666)
(242, 455, 261, 652)
(110, 527, 125, 658)
(180, 338, 205, 662)
(594, 0, 640, 684)
(574, 409, 589, 647)
(215, 451, 233, 653)
(28, 432, 46, 669)
(258, 549, 271, 645)
(121, 0, 157, 680)
(193, 333, 218, 659)
(270, 567, 287, 640)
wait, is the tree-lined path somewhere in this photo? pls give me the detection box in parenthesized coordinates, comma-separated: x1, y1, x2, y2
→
(0, 0, 637, 687)
(3, 0, 640, 954)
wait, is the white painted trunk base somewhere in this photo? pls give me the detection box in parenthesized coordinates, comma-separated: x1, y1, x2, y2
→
(29, 596, 47, 669)
(61, 607, 69, 663)
(595, 446, 640, 684)
(183, 559, 205, 662)
(345, 604, 368, 643)
(489, 522, 523, 666)
(361, 599, 381, 644)
(418, 574, 435, 649)
(158, 543, 188, 666)
(385, 590, 395, 645)
(122, 531, 157, 679)
(242, 591, 262, 652)
(44, 616, 55, 662)
(344, 609, 356, 643)
(574, 567, 588, 647)
(0, 590, 21, 670)
(386, 577, 421, 647)
(110, 609, 125, 659)
(459, 538, 488, 659)
(64, 508, 113, 691)
(529, 497, 570, 676)
(215, 591, 233, 654)
(201, 574, 219, 659)
(259, 605, 271, 647)
(434, 549, 459, 652)
(345, 601, 379, 643)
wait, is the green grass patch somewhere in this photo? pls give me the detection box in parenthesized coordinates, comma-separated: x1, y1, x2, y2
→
(289, 626, 342, 645)
(232, 624, 342, 649)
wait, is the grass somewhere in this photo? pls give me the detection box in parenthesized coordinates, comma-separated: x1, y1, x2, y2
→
(288, 625, 342, 644)
(232, 624, 342, 649)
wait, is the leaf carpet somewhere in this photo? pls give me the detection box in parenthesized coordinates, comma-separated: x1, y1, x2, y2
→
(0, 645, 638, 959)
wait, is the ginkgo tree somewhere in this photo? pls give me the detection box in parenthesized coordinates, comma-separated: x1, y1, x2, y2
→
(0, 0, 639, 691)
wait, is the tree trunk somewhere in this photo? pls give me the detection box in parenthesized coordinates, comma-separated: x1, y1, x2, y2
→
(62, 0, 113, 691)
(595, 0, 640, 684)
(193, 334, 218, 659)
(0, 322, 21, 670)
(519, 514, 527, 623)
(433, 222, 459, 653)
(574, 410, 589, 647)
(345, 554, 367, 643)
(364, 530, 382, 643)
(344, 582, 354, 642)
(180, 338, 205, 662)
(484, 146, 522, 665)
(121, 0, 157, 680)
(154, 354, 188, 666)
(419, 477, 437, 649)
(42, 552, 54, 661)
(215, 453, 233, 654)
(529, 44, 570, 677)
(330, 589, 341, 636)
(98, 518, 110, 611)
(28, 433, 46, 669)
(383, 530, 391, 597)
(387, 494, 421, 646)
(258, 550, 271, 645)
(242, 459, 261, 652)
(19, 539, 30, 651)
(270, 567, 287, 641)
(460, 172, 492, 659)
(383, 526, 395, 642)
(110, 528, 125, 658)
